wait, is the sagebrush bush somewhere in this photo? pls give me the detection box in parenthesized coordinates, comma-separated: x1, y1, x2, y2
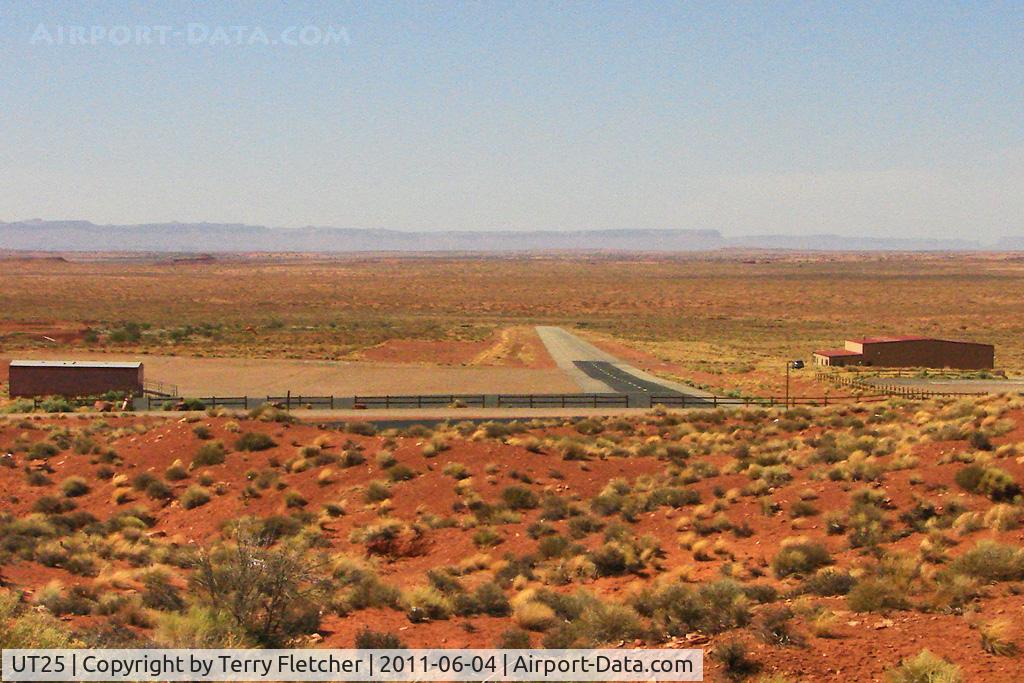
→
(181, 486, 212, 510)
(193, 442, 227, 467)
(354, 628, 406, 649)
(947, 541, 1024, 582)
(235, 432, 276, 452)
(772, 539, 831, 578)
(60, 477, 89, 498)
(883, 650, 961, 683)
(502, 486, 539, 510)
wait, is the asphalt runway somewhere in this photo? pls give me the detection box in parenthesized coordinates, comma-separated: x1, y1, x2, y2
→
(535, 325, 716, 400)
(574, 360, 682, 394)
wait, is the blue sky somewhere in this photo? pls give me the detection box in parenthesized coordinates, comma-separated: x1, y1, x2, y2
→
(1, 1, 1021, 239)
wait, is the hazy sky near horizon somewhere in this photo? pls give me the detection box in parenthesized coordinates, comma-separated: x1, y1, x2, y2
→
(1, 1, 1022, 239)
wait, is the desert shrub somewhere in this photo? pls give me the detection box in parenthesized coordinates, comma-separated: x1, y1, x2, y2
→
(497, 628, 531, 648)
(235, 432, 276, 452)
(632, 579, 751, 636)
(364, 480, 391, 503)
(544, 597, 644, 647)
(473, 581, 511, 616)
(502, 486, 539, 510)
(193, 441, 227, 467)
(790, 500, 819, 518)
(883, 650, 962, 683)
(140, 569, 185, 611)
(539, 494, 570, 521)
(713, 638, 760, 680)
(967, 430, 993, 451)
(800, 568, 856, 596)
(165, 462, 189, 481)
(33, 496, 76, 514)
(647, 486, 701, 509)
(344, 422, 377, 436)
(193, 425, 213, 440)
(145, 479, 174, 501)
(26, 470, 52, 486)
(442, 462, 470, 479)
(956, 465, 1020, 501)
(567, 515, 603, 538)
(191, 533, 332, 646)
(947, 541, 1024, 582)
(514, 600, 559, 631)
(60, 476, 89, 498)
(846, 492, 890, 548)
(40, 398, 74, 413)
(181, 486, 212, 510)
(979, 619, 1018, 656)
(36, 582, 97, 616)
(354, 628, 406, 649)
(251, 515, 304, 542)
(983, 504, 1022, 531)
(404, 586, 452, 622)
(284, 491, 307, 508)
(340, 450, 366, 467)
(772, 539, 831, 578)
(756, 605, 802, 647)
(154, 606, 249, 648)
(0, 591, 77, 648)
(537, 534, 571, 559)
(387, 464, 416, 482)
(847, 577, 909, 613)
(574, 419, 604, 435)
(351, 520, 426, 559)
(71, 435, 97, 455)
(28, 442, 60, 460)
(473, 527, 503, 548)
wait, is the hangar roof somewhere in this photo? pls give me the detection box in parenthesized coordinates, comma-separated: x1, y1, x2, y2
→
(10, 360, 143, 369)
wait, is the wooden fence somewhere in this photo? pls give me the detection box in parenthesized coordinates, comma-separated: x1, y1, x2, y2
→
(815, 371, 988, 400)
(353, 395, 487, 409)
(495, 394, 629, 408)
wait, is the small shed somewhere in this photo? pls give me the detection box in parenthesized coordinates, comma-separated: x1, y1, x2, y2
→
(8, 360, 144, 398)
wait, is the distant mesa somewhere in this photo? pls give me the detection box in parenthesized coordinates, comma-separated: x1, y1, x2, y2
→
(169, 254, 217, 264)
(0, 220, 1000, 253)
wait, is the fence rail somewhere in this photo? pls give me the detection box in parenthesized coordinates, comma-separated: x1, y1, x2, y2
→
(267, 395, 337, 409)
(353, 395, 487, 409)
(815, 371, 992, 400)
(136, 390, 913, 412)
(142, 380, 179, 398)
(495, 393, 629, 408)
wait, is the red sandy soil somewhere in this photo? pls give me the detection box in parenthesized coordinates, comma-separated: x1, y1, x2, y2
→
(358, 326, 556, 369)
(583, 333, 826, 397)
(2, 403, 1024, 680)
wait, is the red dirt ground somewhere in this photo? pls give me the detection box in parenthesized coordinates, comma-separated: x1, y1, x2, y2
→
(357, 326, 555, 369)
(2, 399, 1024, 680)
(583, 333, 825, 396)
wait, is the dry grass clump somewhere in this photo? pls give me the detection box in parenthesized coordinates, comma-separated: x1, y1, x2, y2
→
(883, 650, 962, 683)
(979, 619, 1018, 656)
